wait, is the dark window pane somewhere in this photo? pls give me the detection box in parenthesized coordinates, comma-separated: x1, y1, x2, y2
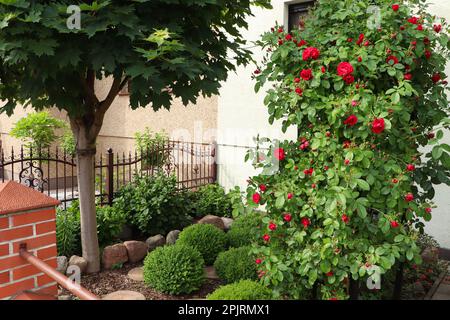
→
(288, 1, 315, 32)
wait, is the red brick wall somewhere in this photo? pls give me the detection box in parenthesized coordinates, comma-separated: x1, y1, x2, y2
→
(0, 207, 58, 300)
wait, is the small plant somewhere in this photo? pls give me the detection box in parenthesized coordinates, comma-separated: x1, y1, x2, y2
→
(214, 246, 257, 283)
(113, 173, 192, 236)
(111, 262, 124, 270)
(96, 205, 127, 246)
(10, 111, 66, 152)
(190, 184, 232, 218)
(143, 244, 205, 295)
(60, 129, 76, 157)
(135, 128, 170, 168)
(207, 280, 272, 300)
(56, 202, 81, 257)
(177, 224, 227, 265)
(227, 212, 262, 248)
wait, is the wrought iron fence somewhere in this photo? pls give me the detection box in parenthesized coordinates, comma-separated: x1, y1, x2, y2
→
(0, 141, 217, 209)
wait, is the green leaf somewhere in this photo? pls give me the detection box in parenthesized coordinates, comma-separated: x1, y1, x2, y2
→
(356, 179, 370, 191)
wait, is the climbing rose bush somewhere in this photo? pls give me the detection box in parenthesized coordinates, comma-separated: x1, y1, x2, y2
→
(246, 0, 450, 300)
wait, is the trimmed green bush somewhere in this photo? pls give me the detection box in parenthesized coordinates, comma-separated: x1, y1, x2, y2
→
(207, 280, 272, 300)
(177, 224, 227, 265)
(143, 244, 205, 295)
(190, 184, 232, 218)
(214, 246, 257, 283)
(227, 212, 262, 248)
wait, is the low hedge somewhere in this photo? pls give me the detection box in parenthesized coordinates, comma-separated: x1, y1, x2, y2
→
(214, 246, 257, 283)
(207, 280, 272, 300)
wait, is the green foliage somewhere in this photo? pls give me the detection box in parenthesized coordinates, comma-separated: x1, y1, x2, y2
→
(214, 246, 257, 283)
(143, 244, 205, 295)
(135, 128, 170, 168)
(247, 0, 450, 300)
(177, 224, 227, 265)
(207, 280, 272, 300)
(56, 202, 81, 257)
(96, 205, 127, 246)
(417, 232, 440, 251)
(189, 184, 232, 218)
(10, 111, 66, 151)
(227, 212, 262, 248)
(113, 173, 192, 236)
(60, 130, 76, 157)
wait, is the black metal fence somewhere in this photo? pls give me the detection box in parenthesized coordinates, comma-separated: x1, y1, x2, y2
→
(0, 141, 217, 209)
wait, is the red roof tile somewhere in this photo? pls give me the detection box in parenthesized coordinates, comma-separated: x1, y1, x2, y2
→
(0, 181, 60, 215)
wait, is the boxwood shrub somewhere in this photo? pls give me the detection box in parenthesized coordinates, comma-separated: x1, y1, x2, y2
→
(143, 244, 205, 295)
(207, 280, 272, 300)
(227, 212, 262, 248)
(214, 246, 257, 283)
(177, 224, 227, 265)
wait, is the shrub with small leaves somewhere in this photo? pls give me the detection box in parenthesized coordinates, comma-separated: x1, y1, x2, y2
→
(190, 184, 233, 218)
(177, 224, 227, 265)
(207, 280, 272, 300)
(214, 246, 257, 283)
(227, 212, 262, 248)
(143, 244, 205, 295)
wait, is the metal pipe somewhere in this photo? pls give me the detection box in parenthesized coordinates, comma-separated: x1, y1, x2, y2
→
(19, 247, 99, 301)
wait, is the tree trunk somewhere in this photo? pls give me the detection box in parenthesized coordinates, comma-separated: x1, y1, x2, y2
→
(72, 120, 100, 273)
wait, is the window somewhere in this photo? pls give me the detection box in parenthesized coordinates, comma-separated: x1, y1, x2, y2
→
(288, 1, 316, 32)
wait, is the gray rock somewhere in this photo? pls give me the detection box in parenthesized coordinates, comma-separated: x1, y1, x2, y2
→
(146, 234, 166, 251)
(166, 230, 180, 245)
(221, 217, 234, 231)
(102, 290, 146, 300)
(197, 215, 225, 230)
(68, 255, 88, 274)
(56, 256, 68, 274)
(102, 243, 129, 270)
(128, 267, 144, 282)
(124, 241, 148, 263)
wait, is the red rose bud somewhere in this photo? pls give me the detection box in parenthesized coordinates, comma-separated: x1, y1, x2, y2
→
(416, 24, 423, 31)
(344, 74, 355, 84)
(404, 73, 412, 81)
(390, 221, 399, 228)
(424, 37, 430, 45)
(425, 207, 432, 214)
(347, 38, 353, 42)
(343, 114, 358, 126)
(386, 55, 399, 65)
(434, 24, 442, 33)
(392, 178, 399, 184)
(428, 132, 435, 139)
(356, 33, 364, 46)
(358, 56, 362, 62)
(294, 77, 301, 83)
(405, 193, 414, 202)
(400, 25, 406, 31)
(255, 258, 262, 264)
(285, 34, 292, 41)
(259, 184, 267, 192)
(287, 193, 293, 200)
(432, 73, 441, 84)
(301, 217, 310, 228)
(371, 118, 385, 134)
(295, 87, 303, 96)
(425, 50, 432, 59)
(311, 183, 316, 189)
(283, 213, 292, 222)
(364, 40, 370, 46)
(252, 193, 261, 204)
(326, 271, 334, 277)
(321, 66, 326, 73)
(344, 159, 350, 165)
(269, 222, 277, 231)
(342, 214, 349, 224)
(392, 4, 399, 11)
(262, 234, 270, 242)
(300, 69, 313, 81)
(324, 166, 329, 171)
(274, 148, 285, 161)
(406, 164, 415, 172)
(277, 27, 283, 33)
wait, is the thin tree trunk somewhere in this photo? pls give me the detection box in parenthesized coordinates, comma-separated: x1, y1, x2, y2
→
(73, 122, 100, 273)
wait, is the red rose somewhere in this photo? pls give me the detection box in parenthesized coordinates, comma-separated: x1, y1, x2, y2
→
(283, 213, 292, 222)
(404, 73, 412, 81)
(252, 193, 261, 204)
(406, 164, 415, 172)
(321, 66, 326, 73)
(269, 222, 277, 231)
(298, 39, 307, 47)
(405, 193, 414, 202)
(434, 24, 442, 33)
(255, 258, 262, 264)
(302, 47, 320, 61)
(287, 193, 293, 200)
(274, 147, 285, 161)
(277, 27, 283, 33)
(342, 214, 349, 224)
(343, 140, 351, 149)
(416, 24, 423, 31)
(295, 87, 303, 96)
(285, 34, 292, 41)
(425, 207, 432, 214)
(356, 33, 364, 46)
(262, 234, 270, 242)
(344, 74, 355, 84)
(294, 77, 301, 83)
(278, 39, 283, 45)
(337, 62, 354, 77)
(259, 184, 267, 192)
(357, 56, 362, 62)
(326, 271, 334, 277)
(390, 221, 399, 228)
(408, 16, 419, 24)
(344, 159, 350, 165)
(400, 25, 405, 31)
(301, 217, 310, 228)
(432, 73, 441, 84)
(424, 37, 430, 45)
(392, 4, 399, 11)
(300, 69, 313, 81)
(254, 69, 261, 75)
(386, 55, 399, 65)
(364, 40, 370, 47)
(425, 50, 432, 59)
(344, 114, 358, 126)
(371, 118, 385, 134)
(392, 178, 399, 184)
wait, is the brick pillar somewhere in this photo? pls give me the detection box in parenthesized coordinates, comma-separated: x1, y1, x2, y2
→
(0, 181, 60, 300)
